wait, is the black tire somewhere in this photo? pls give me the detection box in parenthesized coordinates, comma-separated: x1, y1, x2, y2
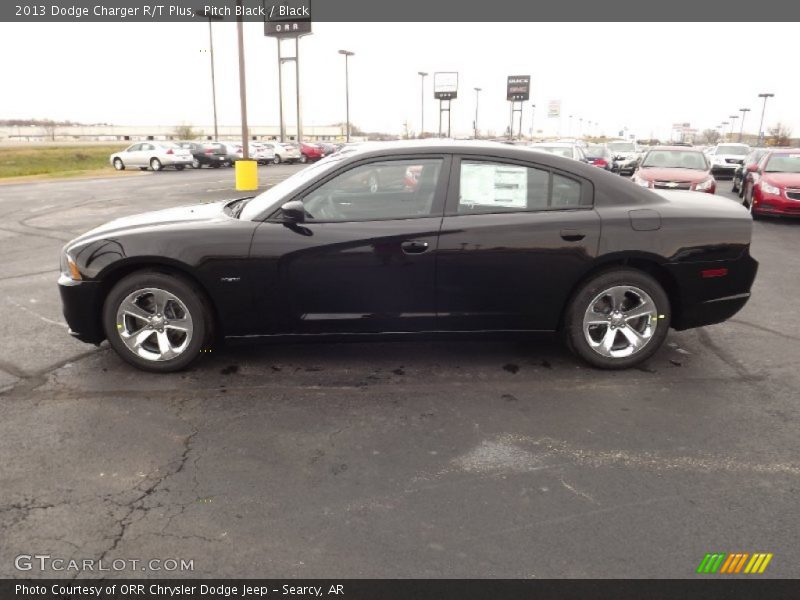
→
(192, 158, 201, 169)
(273, 155, 281, 165)
(299, 154, 308, 164)
(113, 158, 125, 171)
(150, 158, 163, 171)
(211, 163, 220, 168)
(563, 269, 671, 370)
(103, 270, 212, 373)
(175, 165, 186, 171)
(731, 179, 738, 193)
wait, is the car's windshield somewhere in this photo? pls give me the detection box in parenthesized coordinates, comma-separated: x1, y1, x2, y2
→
(765, 154, 800, 173)
(239, 155, 347, 220)
(608, 142, 635, 152)
(533, 146, 573, 158)
(641, 150, 707, 170)
(716, 145, 749, 156)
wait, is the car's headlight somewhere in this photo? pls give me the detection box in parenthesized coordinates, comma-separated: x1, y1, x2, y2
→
(761, 181, 781, 196)
(60, 253, 82, 281)
(632, 175, 651, 188)
(695, 178, 714, 191)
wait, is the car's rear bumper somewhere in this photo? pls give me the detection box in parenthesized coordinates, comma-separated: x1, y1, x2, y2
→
(58, 275, 105, 344)
(666, 252, 758, 330)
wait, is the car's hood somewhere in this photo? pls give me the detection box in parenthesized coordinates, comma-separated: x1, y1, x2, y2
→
(637, 167, 710, 183)
(762, 172, 800, 187)
(77, 201, 230, 240)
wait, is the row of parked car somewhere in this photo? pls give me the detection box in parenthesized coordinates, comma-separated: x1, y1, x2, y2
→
(524, 139, 800, 218)
(109, 140, 344, 172)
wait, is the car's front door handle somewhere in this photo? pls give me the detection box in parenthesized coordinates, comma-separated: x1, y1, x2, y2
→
(560, 229, 586, 242)
(401, 240, 430, 254)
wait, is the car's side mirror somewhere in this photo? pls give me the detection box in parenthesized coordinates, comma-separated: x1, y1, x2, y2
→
(281, 200, 305, 223)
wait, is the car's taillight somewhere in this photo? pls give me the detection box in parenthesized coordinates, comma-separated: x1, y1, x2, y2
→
(701, 268, 728, 279)
(592, 159, 607, 167)
(166, 148, 174, 155)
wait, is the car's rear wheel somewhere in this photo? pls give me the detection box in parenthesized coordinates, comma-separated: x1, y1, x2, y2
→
(192, 158, 201, 169)
(175, 165, 185, 171)
(299, 155, 308, 164)
(273, 155, 281, 165)
(731, 179, 739, 193)
(113, 158, 125, 171)
(150, 158, 162, 171)
(103, 271, 211, 372)
(564, 269, 670, 369)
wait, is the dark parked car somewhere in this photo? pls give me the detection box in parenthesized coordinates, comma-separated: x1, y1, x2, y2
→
(175, 141, 227, 169)
(59, 141, 757, 372)
(732, 148, 769, 197)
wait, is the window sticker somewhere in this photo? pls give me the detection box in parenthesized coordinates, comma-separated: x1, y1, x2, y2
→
(461, 163, 528, 208)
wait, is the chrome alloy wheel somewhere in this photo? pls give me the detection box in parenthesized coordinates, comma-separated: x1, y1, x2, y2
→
(115, 288, 193, 362)
(582, 285, 658, 359)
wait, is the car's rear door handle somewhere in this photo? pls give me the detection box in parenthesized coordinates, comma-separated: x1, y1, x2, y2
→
(560, 229, 586, 242)
(401, 240, 430, 254)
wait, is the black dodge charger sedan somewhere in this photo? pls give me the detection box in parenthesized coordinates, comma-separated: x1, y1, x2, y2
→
(58, 141, 758, 372)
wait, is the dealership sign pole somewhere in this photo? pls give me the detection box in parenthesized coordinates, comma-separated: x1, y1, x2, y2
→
(264, 0, 312, 143)
(434, 72, 458, 138)
(507, 75, 530, 141)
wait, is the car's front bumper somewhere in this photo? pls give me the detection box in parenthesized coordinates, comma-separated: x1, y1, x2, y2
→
(753, 193, 800, 217)
(58, 275, 105, 344)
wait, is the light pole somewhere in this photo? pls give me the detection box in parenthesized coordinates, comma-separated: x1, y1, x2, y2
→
(339, 50, 354, 143)
(418, 72, 428, 138)
(757, 93, 774, 146)
(568, 114, 573, 136)
(233, 0, 256, 191)
(530, 104, 536, 140)
(728, 115, 738, 141)
(473, 87, 481, 139)
(738, 107, 750, 142)
(579, 117, 583, 138)
(194, 8, 223, 141)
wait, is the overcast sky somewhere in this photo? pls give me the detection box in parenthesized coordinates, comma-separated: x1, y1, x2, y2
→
(1, 22, 797, 140)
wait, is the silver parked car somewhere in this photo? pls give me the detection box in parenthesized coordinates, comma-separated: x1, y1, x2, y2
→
(110, 142, 193, 171)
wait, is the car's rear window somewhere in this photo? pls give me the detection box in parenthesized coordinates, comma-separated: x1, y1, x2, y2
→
(608, 142, 635, 152)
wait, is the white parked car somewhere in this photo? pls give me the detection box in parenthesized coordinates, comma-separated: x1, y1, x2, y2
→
(110, 142, 193, 172)
(250, 143, 276, 165)
(261, 142, 302, 164)
(705, 143, 750, 178)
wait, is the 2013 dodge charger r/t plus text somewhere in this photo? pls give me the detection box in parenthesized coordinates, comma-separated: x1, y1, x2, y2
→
(58, 141, 758, 372)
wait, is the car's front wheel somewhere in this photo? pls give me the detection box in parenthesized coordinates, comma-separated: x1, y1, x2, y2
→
(113, 158, 125, 171)
(273, 155, 281, 164)
(299, 155, 308, 164)
(150, 158, 163, 171)
(103, 271, 212, 372)
(192, 158, 201, 169)
(564, 269, 670, 369)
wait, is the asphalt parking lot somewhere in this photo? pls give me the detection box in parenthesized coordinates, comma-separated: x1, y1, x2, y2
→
(1, 165, 799, 578)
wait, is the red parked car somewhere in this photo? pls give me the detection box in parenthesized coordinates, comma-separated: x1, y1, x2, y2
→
(299, 142, 325, 163)
(743, 149, 800, 218)
(631, 146, 716, 193)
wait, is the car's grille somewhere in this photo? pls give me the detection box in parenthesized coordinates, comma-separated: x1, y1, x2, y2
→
(725, 158, 744, 164)
(654, 181, 692, 190)
(786, 189, 800, 201)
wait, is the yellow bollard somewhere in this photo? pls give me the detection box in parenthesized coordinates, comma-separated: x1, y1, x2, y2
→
(235, 160, 258, 192)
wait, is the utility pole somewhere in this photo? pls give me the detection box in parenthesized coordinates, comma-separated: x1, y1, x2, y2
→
(530, 104, 536, 140)
(339, 50, 354, 143)
(473, 87, 481, 139)
(738, 107, 750, 143)
(418, 72, 428, 138)
(757, 93, 774, 146)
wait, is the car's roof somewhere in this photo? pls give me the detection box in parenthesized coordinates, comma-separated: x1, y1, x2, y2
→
(764, 147, 800, 154)
(715, 142, 749, 147)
